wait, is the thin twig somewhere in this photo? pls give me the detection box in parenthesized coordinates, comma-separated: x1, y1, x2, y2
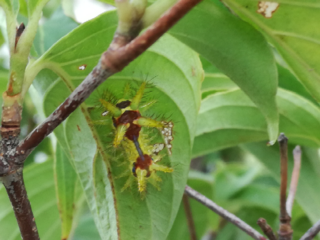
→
(257, 218, 277, 240)
(286, 146, 301, 217)
(0, 169, 39, 240)
(300, 220, 320, 240)
(278, 133, 289, 221)
(182, 194, 197, 240)
(278, 133, 293, 240)
(184, 185, 267, 240)
(14, 0, 202, 164)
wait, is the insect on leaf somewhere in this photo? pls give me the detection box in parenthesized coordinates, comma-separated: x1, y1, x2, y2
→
(33, 10, 203, 240)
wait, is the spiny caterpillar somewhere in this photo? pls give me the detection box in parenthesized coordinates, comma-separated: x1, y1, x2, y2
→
(99, 82, 174, 193)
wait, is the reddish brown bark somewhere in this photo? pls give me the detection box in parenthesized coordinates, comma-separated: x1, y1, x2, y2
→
(1, 169, 39, 240)
(16, 0, 202, 164)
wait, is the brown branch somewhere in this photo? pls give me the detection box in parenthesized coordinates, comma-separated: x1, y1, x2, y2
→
(257, 218, 277, 240)
(0, 1, 202, 239)
(1, 168, 39, 240)
(286, 146, 301, 217)
(14, 0, 202, 164)
(182, 194, 197, 240)
(184, 186, 267, 240)
(300, 220, 320, 240)
(278, 133, 293, 240)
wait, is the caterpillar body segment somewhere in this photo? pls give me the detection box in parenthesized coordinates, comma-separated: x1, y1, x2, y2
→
(98, 82, 174, 194)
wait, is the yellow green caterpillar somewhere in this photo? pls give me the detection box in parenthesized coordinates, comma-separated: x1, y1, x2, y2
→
(99, 82, 174, 193)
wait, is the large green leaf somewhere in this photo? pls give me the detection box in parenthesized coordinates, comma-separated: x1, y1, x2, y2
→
(241, 143, 320, 225)
(32, 10, 202, 240)
(193, 70, 320, 156)
(170, 0, 279, 143)
(223, 0, 320, 103)
(193, 88, 268, 157)
(0, 160, 61, 240)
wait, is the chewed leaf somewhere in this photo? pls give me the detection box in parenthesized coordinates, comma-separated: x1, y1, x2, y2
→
(33, 10, 202, 240)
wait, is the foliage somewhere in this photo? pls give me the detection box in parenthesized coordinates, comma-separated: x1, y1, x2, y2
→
(0, 0, 319, 239)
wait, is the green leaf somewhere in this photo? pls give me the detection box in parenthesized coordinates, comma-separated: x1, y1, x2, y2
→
(71, 205, 101, 240)
(97, 0, 115, 6)
(193, 70, 320, 156)
(32, 10, 202, 240)
(54, 143, 80, 239)
(27, 0, 49, 16)
(0, 160, 61, 240)
(170, 0, 278, 143)
(223, 0, 320, 103)
(214, 161, 261, 202)
(232, 185, 279, 213)
(0, 30, 4, 47)
(241, 143, 320, 223)
(33, 7, 78, 56)
(193, 88, 268, 157)
(167, 171, 217, 240)
(278, 64, 317, 105)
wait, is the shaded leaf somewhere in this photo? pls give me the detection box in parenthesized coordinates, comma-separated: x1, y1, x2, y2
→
(170, 0, 278, 143)
(223, 0, 320, 103)
(193, 88, 268, 157)
(193, 71, 320, 156)
(33, 7, 78, 56)
(54, 143, 80, 239)
(167, 171, 217, 240)
(241, 143, 320, 223)
(71, 205, 101, 240)
(214, 161, 261, 202)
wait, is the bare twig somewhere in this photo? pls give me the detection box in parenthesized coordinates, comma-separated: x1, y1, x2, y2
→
(14, 0, 202, 164)
(278, 133, 293, 240)
(257, 218, 277, 240)
(183, 194, 197, 240)
(0, 169, 39, 240)
(286, 146, 301, 217)
(300, 220, 320, 240)
(184, 185, 267, 240)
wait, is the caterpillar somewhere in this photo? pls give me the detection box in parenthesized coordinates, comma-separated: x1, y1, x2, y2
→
(98, 82, 174, 193)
